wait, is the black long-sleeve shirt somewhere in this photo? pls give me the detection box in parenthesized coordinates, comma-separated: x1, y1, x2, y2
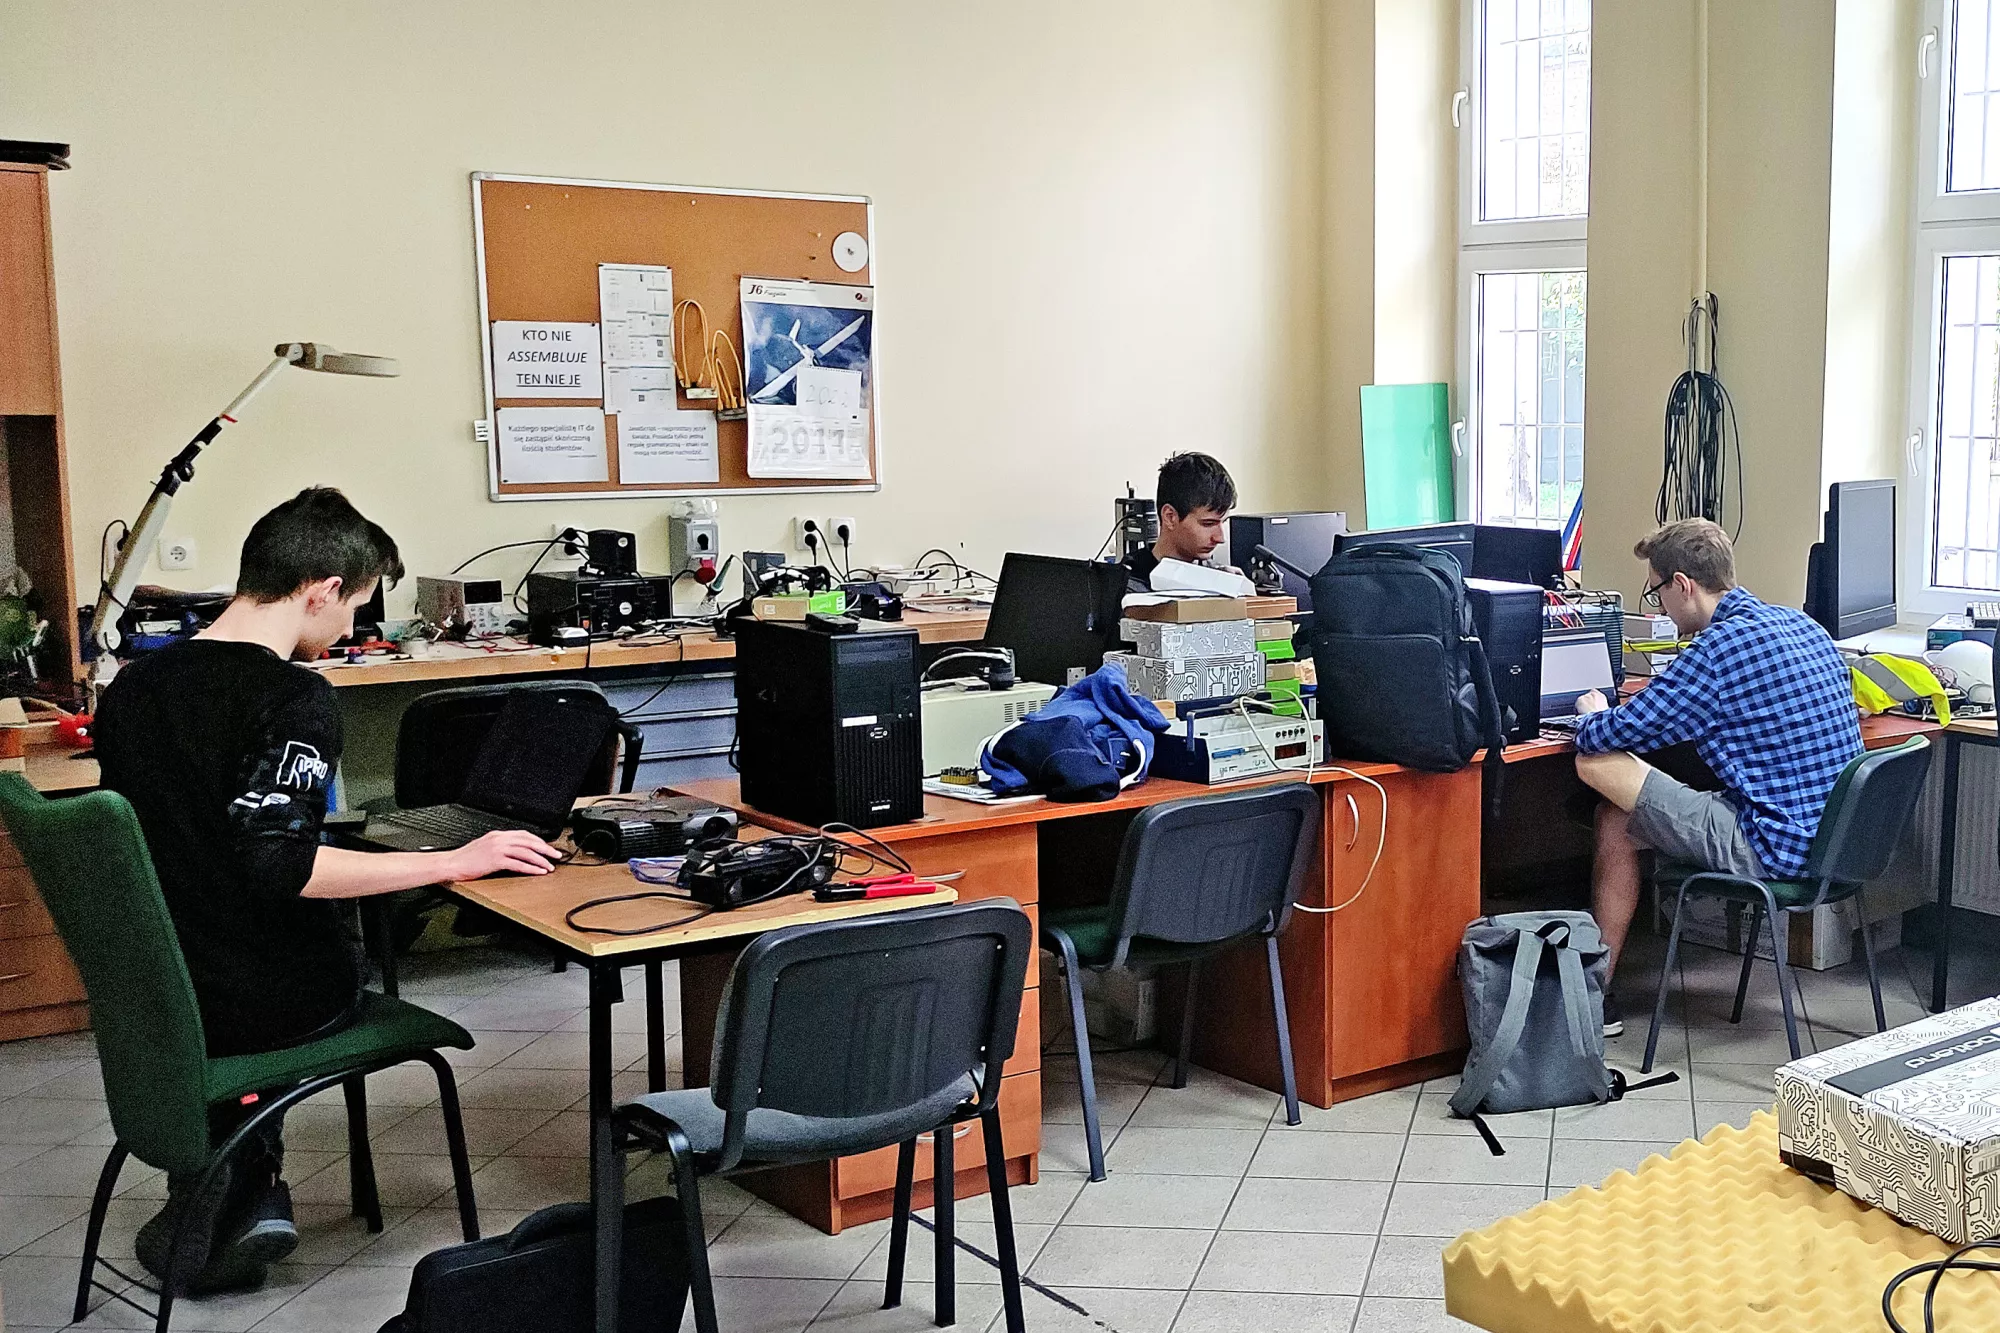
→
(96, 639, 362, 1056)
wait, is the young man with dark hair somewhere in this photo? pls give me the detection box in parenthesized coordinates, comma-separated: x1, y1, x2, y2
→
(1122, 451, 1240, 591)
(96, 487, 558, 1293)
(1570, 518, 1860, 1034)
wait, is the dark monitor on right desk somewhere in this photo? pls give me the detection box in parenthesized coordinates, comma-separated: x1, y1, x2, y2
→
(1805, 479, 1896, 639)
(1334, 522, 1478, 575)
(982, 553, 1126, 687)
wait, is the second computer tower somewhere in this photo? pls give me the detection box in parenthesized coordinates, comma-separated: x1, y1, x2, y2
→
(733, 619, 923, 829)
(1465, 578, 1544, 745)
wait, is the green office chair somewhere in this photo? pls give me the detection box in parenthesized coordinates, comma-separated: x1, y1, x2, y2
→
(0, 775, 481, 1333)
(1041, 783, 1321, 1181)
(1640, 736, 1933, 1073)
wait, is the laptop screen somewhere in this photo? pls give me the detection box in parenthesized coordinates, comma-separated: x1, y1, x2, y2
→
(459, 689, 616, 827)
(1541, 632, 1616, 706)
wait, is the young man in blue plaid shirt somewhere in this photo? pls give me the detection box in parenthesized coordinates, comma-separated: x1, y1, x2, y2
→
(1572, 519, 1861, 1035)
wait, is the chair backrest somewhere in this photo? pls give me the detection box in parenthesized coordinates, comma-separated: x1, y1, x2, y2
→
(706, 900, 1032, 1170)
(0, 775, 215, 1175)
(395, 680, 631, 807)
(1102, 782, 1321, 966)
(1802, 736, 1933, 886)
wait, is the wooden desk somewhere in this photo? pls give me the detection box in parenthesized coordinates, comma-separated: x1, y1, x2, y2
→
(0, 741, 97, 1040)
(307, 604, 993, 689)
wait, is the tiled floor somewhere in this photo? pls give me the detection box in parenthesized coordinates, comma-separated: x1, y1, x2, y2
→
(0, 929, 1979, 1333)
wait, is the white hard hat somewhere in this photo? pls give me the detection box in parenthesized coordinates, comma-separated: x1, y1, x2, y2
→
(1933, 638, 1995, 704)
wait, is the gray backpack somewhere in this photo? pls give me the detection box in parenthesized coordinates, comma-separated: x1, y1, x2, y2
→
(1449, 911, 1674, 1153)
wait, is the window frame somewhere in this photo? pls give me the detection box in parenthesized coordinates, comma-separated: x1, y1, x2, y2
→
(1906, 0, 2000, 612)
(1456, 0, 1590, 529)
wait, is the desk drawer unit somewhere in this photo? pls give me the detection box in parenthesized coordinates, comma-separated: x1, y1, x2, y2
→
(0, 830, 88, 1042)
(601, 672, 739, 791)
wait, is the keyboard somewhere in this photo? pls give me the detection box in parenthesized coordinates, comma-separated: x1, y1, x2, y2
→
(379, 804, 524, 841)
(1541, 715, 1585, 734)
(1972, 601, 2000, 628)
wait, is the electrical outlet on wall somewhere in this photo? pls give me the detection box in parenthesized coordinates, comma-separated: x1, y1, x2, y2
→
(549, 524, 589, 558)
(828, 516, 858, 556)
(159, 537, 196, 571)
(792, 516, 829, 556)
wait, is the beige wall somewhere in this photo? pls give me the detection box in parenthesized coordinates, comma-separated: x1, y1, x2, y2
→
(1822, 0, 1919, 491)
(1, 0, 1330, 612)
(1579, 0, 1702, 600)
(1322, 0, 1376, 524)
(1373, 0, 1458, 395)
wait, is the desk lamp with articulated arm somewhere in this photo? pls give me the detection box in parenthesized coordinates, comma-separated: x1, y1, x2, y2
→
(87, 342, 400, 692)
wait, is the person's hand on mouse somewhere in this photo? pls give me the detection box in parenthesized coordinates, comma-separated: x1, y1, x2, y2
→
(1575, 689, 1610, 715)
(445, 829, 560, 879)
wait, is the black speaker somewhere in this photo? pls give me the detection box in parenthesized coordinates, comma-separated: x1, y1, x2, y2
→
(1466, 578, 1545, 744)
(586, 528, 637, 576)
(734, 619, 923, 828)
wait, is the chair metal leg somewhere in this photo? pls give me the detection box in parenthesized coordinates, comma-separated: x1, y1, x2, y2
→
(1265, 936, 1302, 1127)
(1731, 904, 1763, 1024)
(1762, 891, 1803, 1061)
(1053, 933, 1107, 1181)
(1173, 959, 1201, 1090)
(420, 1052, 480, 1241)
(1643, 881, 1691, 1074)
(667, 1126, 718, 1333)
(342, 1075, 383, 1232)
(883, 1138, 917, 1309)
(645, 960, 668, 1094)
(981, 1110, 1026, 1333)
(1855, 886, 1889, 1033)
(74, 1144, 128, 1322)
(932, 1122, 956, 1328)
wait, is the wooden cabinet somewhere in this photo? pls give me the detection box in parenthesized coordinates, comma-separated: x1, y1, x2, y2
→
(0, 826, 87, 1040)
(1190, 765, 1482, 1107)
(0, 162, 80, 693)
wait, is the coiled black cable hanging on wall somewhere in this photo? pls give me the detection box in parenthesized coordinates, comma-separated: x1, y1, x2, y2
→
(1657, 293, 1744, 538)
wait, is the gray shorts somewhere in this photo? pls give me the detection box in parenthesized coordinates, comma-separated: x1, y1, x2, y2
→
(1626, 768, 1767, 880)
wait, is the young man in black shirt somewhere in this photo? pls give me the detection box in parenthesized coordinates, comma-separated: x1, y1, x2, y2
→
(96, 488, 558, 1293)
(1122, 451, 1239, 591)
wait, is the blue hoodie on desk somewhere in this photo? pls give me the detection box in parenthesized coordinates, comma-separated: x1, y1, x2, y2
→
(983, 662, 1170, 801)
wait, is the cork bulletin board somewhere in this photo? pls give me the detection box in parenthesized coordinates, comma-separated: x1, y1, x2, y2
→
(472, 172, 879, 499)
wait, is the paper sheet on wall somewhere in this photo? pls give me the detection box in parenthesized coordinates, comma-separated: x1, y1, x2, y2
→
(604, 365, 676, 414)
(598, 264, 674, 368)
(740, 277, 873, 479)
(496, 407, 608, 484)
(492, 321, 602, 398)
(617, 409, 719, 485)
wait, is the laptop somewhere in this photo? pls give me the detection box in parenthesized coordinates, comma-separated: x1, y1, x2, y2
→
(359, 690, 616, 852)
(980, 553, 1126, 687)
(1538, 630, 1618, 732)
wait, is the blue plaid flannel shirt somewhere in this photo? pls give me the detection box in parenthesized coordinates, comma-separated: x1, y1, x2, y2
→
(1573, 587, 1861, 878)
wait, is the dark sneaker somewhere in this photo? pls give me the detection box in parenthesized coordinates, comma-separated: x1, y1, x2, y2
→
(214, 1178, 298, 1269)
(134, 1197, 268, 1296)
(1602, 993, 1625, 1038)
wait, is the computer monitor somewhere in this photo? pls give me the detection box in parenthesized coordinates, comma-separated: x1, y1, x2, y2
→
(1471, 524, 1565, 589)
(982, 553, 1126, 687)
(1805, 479, 1896, 639)
(1333, 521, 1478, 574)
(1229, 511, 1349, 613)
(1540, 630, 1617, 718)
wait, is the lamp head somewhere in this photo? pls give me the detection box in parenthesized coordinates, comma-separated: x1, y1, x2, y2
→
(276, 342, 399, 377)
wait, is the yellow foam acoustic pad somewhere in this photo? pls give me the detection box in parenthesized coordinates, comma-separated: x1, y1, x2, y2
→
(1443, 1111, 2000, 1331)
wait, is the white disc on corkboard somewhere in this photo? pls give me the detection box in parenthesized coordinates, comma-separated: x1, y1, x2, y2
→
(832, 231, 869, 273)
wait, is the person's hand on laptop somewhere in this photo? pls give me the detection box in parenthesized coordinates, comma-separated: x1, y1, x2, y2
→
(1575, 689, 1610, 715)
(446, 829, 561, 879)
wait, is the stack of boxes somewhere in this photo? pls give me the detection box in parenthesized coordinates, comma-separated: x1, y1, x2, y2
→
(1256, 619, 1304, 715)
(1104, 599, 1265, 702)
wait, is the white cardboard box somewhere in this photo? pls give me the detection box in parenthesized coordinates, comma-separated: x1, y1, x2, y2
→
(1118, 617, 1256, 660)
(1103, 650, 1266, 702)
(1777, 997, 2000, 1243)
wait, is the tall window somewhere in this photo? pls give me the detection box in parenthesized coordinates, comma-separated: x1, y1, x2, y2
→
(1913, 0, 2000, 610)
(1459, 0, 1590, 537)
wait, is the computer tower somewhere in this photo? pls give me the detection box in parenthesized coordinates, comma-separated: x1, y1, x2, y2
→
(1465, 578, 1544, 744)
(1228, 512, 1349, 613)
(734, 619, 923, 829)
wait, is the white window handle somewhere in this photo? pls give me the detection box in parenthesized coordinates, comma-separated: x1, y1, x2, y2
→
(1920, 29, 1939, 80)
(1451, 421, 1466, 458)
(1451, 89, 1469, 129)
(1908, 430, 1926, 472)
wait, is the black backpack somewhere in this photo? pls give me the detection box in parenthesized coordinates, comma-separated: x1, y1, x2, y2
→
(378, 1197, 688, 1333)
(1306, 543, 1506, 801)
